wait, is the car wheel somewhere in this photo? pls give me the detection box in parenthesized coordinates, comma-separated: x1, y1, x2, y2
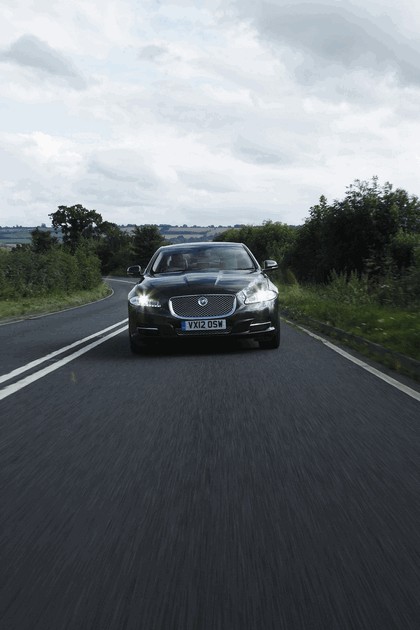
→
(258, 325, 280, 350)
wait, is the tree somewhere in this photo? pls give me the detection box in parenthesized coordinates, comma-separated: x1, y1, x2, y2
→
(132, 225, 166, 267)
(214, 221, 296, 266)
(96, 223, 133, 274)
(49, 204, 104, 253)
(30, 228, 58, 253)
(288, 178, 420, 282)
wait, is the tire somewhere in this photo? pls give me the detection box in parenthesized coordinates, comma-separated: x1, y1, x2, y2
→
(258, 325, 280, 350)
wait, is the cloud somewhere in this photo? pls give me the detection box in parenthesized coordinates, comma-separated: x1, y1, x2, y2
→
(2, 0, 420, 228)
(177, 170, 239, 193)
(87, 149, 159, 188)
(233, 135, 291, 165)
(0, 34, 87, 89)
(2, 177, 51, 207)
(138, 44, 170, 62)
(150, 81, 240, 130)
(78, 181, 159, 208)
(229, 1, 420, 86)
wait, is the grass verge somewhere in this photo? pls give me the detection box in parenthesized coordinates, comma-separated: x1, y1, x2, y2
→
(278, 284, 420, 368)
(0, 282, 112, 321)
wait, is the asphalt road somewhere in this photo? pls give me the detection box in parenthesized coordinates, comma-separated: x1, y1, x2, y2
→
(1, 279, 419, 630)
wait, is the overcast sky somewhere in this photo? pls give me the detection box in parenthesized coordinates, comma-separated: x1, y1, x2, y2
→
(1, 0, 420, 227)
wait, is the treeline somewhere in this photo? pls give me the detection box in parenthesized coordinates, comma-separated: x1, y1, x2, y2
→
(216, 178, 420, 307)
(2, 180, 419, 307)
(0, 205, 166, 299)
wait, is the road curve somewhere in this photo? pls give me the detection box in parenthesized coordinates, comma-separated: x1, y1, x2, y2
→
(1, 279, 419, 630)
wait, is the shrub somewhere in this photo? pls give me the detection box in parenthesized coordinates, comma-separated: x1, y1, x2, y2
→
(0, 244, 102, 299)
(324, 270, 373, 306)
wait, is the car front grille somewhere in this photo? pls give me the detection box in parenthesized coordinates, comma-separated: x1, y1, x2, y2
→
(169, 294, 236, 318)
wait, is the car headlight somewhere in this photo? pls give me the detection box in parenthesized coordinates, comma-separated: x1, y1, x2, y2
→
(241, 288, 277, 304)
(129, 295, 162, 308)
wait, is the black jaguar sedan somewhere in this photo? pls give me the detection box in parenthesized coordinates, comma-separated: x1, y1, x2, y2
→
(127, 241, 280, 352)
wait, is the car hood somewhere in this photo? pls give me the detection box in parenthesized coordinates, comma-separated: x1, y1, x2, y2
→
(133, 270, 270, 296)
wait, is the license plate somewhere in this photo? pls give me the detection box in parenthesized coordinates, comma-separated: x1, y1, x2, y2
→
(181, 319, 227, 331)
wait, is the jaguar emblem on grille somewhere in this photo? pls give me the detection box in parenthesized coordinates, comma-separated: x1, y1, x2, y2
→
(198, 296, 208, 306)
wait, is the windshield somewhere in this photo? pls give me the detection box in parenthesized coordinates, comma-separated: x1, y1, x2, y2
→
(151, 245, 256, 274)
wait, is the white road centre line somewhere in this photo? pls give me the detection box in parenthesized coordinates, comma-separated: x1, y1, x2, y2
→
(0, 325, 128, 402)
(284, 319, 420, 403)
(0, 319, 128, 385)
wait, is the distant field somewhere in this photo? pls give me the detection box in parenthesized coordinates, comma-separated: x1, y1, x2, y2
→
(161, 226, 227, 242)
(0, 229, 34, 245)
(103, 225, 230, 243)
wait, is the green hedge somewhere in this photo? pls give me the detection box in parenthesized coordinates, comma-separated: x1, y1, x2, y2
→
(0, 245, 102, 299)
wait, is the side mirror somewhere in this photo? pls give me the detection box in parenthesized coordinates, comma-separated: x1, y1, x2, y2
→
(263, 260, 278, 272)
(127, 265, 143, 277)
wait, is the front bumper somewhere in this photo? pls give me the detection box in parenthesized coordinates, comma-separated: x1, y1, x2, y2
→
(128, 302, 279, 342)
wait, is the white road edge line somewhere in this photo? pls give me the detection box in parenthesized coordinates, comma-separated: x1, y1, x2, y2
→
(283, 318, 420, 403)
(0, 325, 128, 402)
(0, 319, 128, 385)
(105, 278, 137, 284)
